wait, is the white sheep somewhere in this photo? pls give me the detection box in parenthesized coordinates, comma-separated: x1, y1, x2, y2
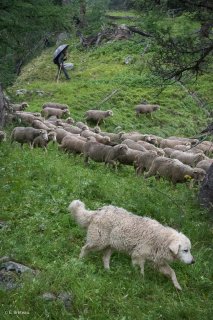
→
(134, 150, 158, 176)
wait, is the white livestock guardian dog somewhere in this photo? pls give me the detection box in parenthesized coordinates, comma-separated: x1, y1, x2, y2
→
(68, 200, 195, 290)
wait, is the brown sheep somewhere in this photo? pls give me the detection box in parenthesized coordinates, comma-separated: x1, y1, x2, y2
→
(85, 110, 113, 125)
(144, 156, 206, 184)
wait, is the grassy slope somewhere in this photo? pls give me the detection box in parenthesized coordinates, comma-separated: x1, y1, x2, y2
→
(0, 13, 213, 320)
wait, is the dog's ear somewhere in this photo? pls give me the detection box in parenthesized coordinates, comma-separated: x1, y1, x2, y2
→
(169, 241, 180, 255)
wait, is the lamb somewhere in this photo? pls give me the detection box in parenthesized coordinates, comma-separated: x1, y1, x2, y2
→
(134, 150, 158, 176)
(68, 200, 195, 290)
(58, 135, 86, 155)
(144, 156, 206, 184)
(42, 102, 69, 110)
(170, 150, 206, 167)
(0, 131, 6, 142)
(83, 140, 128, 169)
(41, 107, 70, 119)
(32, 131, 56, 151)
(11, 102, 29, 112)
(135, 104, 160, 117)
(196, 159, 213, 173)
(84, 110, 113, 125)
(11, 127, 48, 148)
(122, 139, 147, 152)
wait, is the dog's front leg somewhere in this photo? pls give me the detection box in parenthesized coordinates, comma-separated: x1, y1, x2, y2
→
(158, 263, 182, 290)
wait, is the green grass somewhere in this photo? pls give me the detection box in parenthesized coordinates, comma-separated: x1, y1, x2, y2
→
(1, 11, 213, 320)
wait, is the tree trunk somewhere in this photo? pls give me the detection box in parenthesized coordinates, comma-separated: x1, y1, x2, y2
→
(79, 0, 86, 28)
(0, 83, 5, 128)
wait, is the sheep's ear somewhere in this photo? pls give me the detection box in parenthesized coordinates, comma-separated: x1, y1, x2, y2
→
(169, 241, 180, 255)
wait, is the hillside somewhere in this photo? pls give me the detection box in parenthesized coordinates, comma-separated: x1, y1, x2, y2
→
(0, 13, 213, 320)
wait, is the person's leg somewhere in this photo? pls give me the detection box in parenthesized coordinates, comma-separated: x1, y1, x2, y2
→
(61, 64, 70, 80)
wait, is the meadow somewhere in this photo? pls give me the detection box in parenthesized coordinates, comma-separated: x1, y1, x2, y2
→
(0, 13, 213, 320)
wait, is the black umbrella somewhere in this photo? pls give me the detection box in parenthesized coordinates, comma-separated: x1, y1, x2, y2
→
(53, 44, 69, 60)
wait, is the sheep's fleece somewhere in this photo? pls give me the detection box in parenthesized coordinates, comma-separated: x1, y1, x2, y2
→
(68, 200, 195, 290)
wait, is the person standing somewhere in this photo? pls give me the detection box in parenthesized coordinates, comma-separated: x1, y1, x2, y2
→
(53, 44, 70, 81)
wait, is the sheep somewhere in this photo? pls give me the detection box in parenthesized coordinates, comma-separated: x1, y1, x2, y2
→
(142, 134, 163, 146)
(122, 139, 147, 152)
(58, 135, 86, 155)
(160, 138, 191, 149)
(163, 147, 176, 157)
(15, 112, 37, 125)
(62, 125, 82, 135)
(167, 136, 199, 145)
(11, 127, 48, 148)
(42, 102, 69, 110)
(196, 159, 213, 173)
(144, 156, 206, 184)
(75, 121, 89, 130)
(32, 119, 50, 131)
(134, 150, 158, 176)
(135, 104, 160, 117)
(11, 102, 29, 112)
(84, 110, 113, 125)
(55, 128, 73, 144)
(193, 141, 213, 155)
(117, 149, 145, 166)
(170, 150, 206, 167)
(100, 131, 124, 146)
(0, 131, 6, 142)
(137, 140, 165, 156)
(41, 107, 70, 119)
(81, 129, 110, 144)
(32, 131, 56, 151)
(120, 132, 147, 142)
(83, 140, 128, 169)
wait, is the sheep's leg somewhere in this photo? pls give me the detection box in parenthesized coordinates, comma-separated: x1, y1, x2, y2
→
(79, 243, 95, 259)
(158, 263, 182, 290)
(132, 255, 146, 276)
(144, 168, 155, 178)
(102, 248, 113, 270)
(84, 155, 89, 165)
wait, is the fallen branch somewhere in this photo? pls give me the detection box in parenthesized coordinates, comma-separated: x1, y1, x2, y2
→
(96, 89, 119, 108)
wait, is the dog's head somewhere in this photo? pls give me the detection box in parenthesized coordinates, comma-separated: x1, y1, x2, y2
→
(169, 234, 195, 264)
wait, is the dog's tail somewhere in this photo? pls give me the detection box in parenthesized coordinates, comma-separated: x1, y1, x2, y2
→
(68, 200, 96, 229)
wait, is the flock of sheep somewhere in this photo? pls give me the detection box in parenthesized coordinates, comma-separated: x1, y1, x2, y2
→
(1, 101, 213, 185)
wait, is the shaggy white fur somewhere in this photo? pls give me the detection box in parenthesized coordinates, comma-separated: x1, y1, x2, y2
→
(68, 200, 195, 290)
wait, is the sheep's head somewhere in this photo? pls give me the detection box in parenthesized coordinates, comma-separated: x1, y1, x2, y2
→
(40, 130, 48, 141)
(192, 168, 206, 181)
(107, 110, 113, 116)
(153, 105, 160, 111)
